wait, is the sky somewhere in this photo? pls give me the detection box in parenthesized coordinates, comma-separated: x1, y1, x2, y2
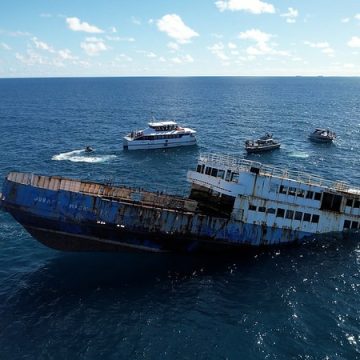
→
(0, 0, 360, 77)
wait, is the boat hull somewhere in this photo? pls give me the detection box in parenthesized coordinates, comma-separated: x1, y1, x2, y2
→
(4, 203, 311, 253)
(123, 137, 196, 150)
(0, 175, 316, 253)
(308, 135, 334, 143)
(245, 143, 281, 153)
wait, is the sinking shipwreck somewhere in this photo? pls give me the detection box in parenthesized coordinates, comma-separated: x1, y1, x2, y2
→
(1, 153, 359, 252)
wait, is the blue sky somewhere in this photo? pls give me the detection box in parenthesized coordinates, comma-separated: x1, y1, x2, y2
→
(0, 0, 359, 77)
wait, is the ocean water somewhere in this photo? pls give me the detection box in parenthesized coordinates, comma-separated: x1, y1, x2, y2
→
(0, 77, 359, 359)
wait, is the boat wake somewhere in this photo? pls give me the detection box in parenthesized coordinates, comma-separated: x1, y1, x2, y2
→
(51, 149, 116, 163)
(288, 151, 309, 159)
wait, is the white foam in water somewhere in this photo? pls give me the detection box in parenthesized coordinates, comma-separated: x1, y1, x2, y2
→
(288, 151, 309, 159)
(52, 149, 116, 163)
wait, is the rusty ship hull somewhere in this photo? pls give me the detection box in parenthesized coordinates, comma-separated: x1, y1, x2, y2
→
(0, 172, 315, 253)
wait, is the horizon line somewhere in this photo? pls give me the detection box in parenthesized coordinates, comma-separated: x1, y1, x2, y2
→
(1, 74, 360, 80)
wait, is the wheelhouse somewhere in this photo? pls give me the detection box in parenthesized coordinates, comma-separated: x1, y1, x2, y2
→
(148, 121, 179, 132)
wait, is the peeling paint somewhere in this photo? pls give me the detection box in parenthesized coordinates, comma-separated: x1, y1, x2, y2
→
(1, 163, 360, 253)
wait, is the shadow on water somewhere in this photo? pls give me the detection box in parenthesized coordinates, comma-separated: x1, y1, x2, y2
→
(6, 250, 258, 301)
(4, 233, 359, 311)
(0, 235, 358, 359)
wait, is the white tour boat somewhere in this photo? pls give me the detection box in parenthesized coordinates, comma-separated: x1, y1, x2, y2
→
(123, 120, 196, 150)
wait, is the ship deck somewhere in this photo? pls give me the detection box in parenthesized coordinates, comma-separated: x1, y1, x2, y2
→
(199, 153, 359, 194)
(5, 172, 198, 213)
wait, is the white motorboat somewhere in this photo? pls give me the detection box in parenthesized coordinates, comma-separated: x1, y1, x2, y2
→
(245, 133, 281, 153)
(309, 128, 336, 143)
(123, 120, 196, 150)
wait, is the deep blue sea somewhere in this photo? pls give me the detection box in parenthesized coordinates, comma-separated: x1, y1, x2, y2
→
(0, 77, 359, 359)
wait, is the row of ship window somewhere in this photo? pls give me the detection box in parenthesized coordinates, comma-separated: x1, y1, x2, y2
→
(196, 165, 239, 182)
(197, 165, 360, 211)
(278, 185, 322, 201)
(343, 220, 360, 229)
(248, 204, 320, 223)
(248, 204, 359, 230)
(345, 198, 360, 208)
(138, 134, 184, 140)
(280, 184, 360, 209)
(197, 165, 335, 207)
(151, 126, 177, 131)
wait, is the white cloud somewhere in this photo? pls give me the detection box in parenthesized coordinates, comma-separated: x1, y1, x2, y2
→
(1, 42, 11, 50)
(228, 42, 237, 49)
(32, 37, 54, 52)
(355, 14, 360, 20)
(16, 50, 46, 65)
(15, 49, 67, 67)
(106, 36, 135, 42)
(16, 38, 79, 68)
(159, 56, 166, 62)
(341, 17, 350, 23)
(137, 50, 159, 58)
(116, 54, 133, 62)
(84, 37, 103, 42)
(66, 17, 103, 33)
(304, 41, 330, 49)
(239, 29, 289, 56)
(322, 47, 334, 56)
(110, 26, 117, 33)
(347, 36, 360, 48)
(208, 42, 229, 61)
(157, 14, 199, 44)
(168, 42, 180, 51)
(215, 0, 275, 14)
(58, 49, 77, 60)
(246, 42, 271, 55)
(239, 29, 272, 43)
(344, 63, 355, 69)
(304, 41, 334, 57)
(171, 54, 194, 63)
(80, 37, 108, 56)
(280, 7, 298, 23)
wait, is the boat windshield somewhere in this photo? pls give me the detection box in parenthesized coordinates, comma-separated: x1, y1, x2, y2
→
(150, 124, 177, 131)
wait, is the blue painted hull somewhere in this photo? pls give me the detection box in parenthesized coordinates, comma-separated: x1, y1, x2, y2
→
(1, 178, 313, 252)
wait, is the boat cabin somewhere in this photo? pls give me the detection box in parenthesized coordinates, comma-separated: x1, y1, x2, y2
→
(148, 121, 179, 132)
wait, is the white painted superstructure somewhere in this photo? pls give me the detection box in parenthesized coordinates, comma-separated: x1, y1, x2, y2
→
(187, 153, 360, 240)
(123, 120, 196, 150)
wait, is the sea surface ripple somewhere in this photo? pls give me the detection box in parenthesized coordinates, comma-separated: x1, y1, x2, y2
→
(0, 77, 359, 359)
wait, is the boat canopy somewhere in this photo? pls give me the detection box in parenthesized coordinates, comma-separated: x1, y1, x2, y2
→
(148, 120, 177, 127)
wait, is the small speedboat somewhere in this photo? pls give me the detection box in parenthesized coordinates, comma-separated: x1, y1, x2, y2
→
(245, 133, 281, 153)
(309, 128, 336, 143)
(85, 146, 94, 153)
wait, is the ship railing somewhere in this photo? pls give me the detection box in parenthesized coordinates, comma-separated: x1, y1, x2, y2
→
(6, 172, 197, 213)
(198, 153, 358, 192)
